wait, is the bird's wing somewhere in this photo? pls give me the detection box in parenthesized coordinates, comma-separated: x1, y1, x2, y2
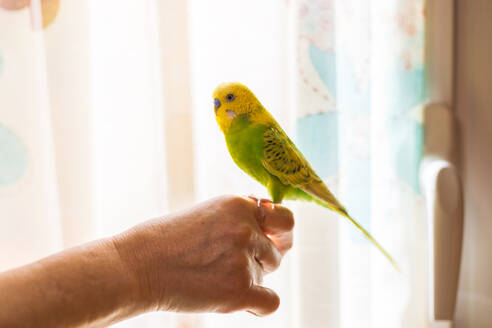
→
(262, 126, 320, 186)
(261, 126, 346, 212)
(262, 126, 399, 270)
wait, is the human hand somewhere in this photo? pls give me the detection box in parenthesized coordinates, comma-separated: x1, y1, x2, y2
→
(112, 195, 294, 316)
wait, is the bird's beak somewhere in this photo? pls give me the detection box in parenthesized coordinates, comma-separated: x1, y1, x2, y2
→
(214, 98, 221, 114)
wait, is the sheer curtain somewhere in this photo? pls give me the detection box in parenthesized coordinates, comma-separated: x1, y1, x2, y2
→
(0, 0, 429, 327)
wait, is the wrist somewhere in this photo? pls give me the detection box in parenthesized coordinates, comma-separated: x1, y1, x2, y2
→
(109, 223, 165, 312)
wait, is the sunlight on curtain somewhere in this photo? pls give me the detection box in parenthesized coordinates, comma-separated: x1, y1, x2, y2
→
(0, 0, 429, 327)
(295, 1, 427, 327)
(189, 1, 293, 327)
(0, 0, 63, 270)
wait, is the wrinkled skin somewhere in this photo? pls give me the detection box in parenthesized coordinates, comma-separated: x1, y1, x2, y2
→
(0, 195, 294, 327)
(114, 195, 294, 316)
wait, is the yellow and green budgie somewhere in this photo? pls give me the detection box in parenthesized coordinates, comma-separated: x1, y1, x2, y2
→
(213, 82, 398, 270)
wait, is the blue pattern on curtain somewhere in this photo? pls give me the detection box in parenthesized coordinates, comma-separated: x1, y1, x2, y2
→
(296, 0, 427, 327)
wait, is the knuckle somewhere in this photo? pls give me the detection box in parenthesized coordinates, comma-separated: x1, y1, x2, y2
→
(284, 238, 294, 251)
(223, 195, 248, 207)
(224, 263, 252, 292)
(267, 260, 281, 274)
(234, 270, 253, 290)
(232, 225, 254, 245)
(230, 253, 249, 269)
(281, 208, 295, 230)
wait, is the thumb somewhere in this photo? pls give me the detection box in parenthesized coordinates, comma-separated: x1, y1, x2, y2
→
(242, 285, 280, 316)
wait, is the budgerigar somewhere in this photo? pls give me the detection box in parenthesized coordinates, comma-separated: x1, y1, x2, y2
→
(213, 82, 398, 270)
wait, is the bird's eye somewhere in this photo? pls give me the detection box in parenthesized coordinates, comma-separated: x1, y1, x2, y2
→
(225, 94, 236, 102)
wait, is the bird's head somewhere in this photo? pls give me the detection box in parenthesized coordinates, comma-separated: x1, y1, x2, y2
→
(213, 82, 262, 133)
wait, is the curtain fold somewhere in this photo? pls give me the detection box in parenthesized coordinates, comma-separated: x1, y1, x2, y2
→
(0, 0, 63, 269)
(295, 0, 427, 327)
(0, 0, 429, 327)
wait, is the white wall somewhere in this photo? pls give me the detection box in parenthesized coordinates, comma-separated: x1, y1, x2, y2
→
(455, 0, 492, 327)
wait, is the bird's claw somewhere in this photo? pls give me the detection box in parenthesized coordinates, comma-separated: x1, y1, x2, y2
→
(247, 195, 274, 226)
(247, 195, 274, 207)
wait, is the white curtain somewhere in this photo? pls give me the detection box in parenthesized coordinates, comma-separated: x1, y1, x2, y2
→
(0, 0, 429, 327)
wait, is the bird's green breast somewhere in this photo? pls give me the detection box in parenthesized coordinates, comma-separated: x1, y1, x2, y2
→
(223, 114, 310, 203)
(224, 116, 272, 186)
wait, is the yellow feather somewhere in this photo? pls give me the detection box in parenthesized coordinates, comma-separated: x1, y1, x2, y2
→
(213, 82, 275, 133)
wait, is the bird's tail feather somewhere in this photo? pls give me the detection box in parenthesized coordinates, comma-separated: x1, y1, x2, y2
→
(313, 198, 400, 272)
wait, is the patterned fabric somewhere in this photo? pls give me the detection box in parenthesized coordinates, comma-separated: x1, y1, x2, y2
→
(296, 0, 427, 327)
(0, 0, 428, 327)
(0, 0, 59, 29)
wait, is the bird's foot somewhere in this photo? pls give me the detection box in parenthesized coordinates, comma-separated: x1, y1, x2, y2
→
(247, 195, 275, 225)
(247, 195, 274, 207)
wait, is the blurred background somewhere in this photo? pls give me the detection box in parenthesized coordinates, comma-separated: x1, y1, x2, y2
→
(0, 0, 490, 327)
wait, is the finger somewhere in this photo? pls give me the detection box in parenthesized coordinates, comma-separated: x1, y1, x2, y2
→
(259, 203, 295, 235)
(250, 255, 264, 285)
(242, 285, 280, 317)
(246, 195, 266, 226)
(267, 230, 293, 256)
(244, 196, 294, 255)
(253, 234, 282, 273)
